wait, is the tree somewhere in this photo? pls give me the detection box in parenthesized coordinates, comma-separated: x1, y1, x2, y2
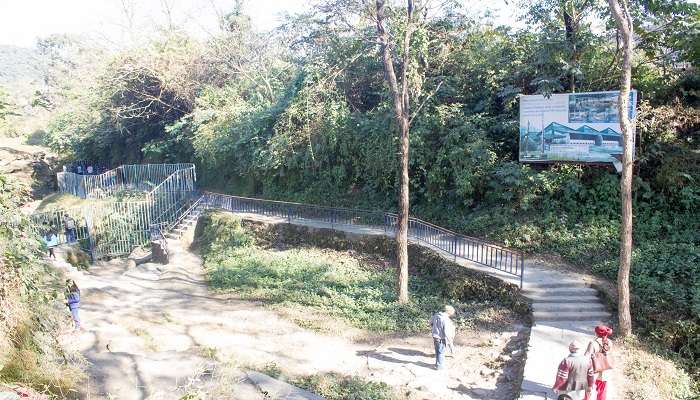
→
(520, 0, 602, 93)
(375, 0, 417, 303)
(608, 0, 634, 337)
(0, 87, 19, 128)
(0, 88, 13, 121)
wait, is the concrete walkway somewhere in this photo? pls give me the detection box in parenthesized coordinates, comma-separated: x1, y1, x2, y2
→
(196, 208, 617, 400)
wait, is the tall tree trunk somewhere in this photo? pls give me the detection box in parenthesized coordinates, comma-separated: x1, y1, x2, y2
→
(563, 7, 577, 92)
(376, 0, 414, 304)
(608, 0, 634, 337)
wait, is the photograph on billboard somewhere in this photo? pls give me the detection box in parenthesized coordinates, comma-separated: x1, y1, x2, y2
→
(519, 90, 637, 164)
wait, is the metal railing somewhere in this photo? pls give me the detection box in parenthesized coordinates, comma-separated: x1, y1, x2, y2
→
(57, 163, 195, 200)
(203, 192, 525, 286)
(35, 164, 197, 259)
(44, 163, 526, 281)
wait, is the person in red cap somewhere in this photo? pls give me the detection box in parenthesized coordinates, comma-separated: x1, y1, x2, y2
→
(585, 325, 614, 400)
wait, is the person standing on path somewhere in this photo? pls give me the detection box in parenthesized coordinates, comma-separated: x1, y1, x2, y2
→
(65, 280, 84, 331)
(63, 215, 77, 243)
(552, 340, 594, 400)
(585, 325, 614, 400)
(429, 305, 455, 370)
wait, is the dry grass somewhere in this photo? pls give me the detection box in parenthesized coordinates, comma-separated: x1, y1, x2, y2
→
(129, 326, 161, 352)
(34, 192, 88, 212)
(618, 336, 696, 400)
(0, 320, 86, 399)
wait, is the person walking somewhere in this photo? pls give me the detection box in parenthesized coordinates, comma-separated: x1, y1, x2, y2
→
(585, 325, 614, 400)
(65, 280, 84, 331)
(429, 305, 455, 370)
(44, 231, 58, 259)
(552, 340, 594, 400)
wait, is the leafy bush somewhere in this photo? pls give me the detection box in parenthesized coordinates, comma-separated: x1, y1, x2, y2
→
(0, 174, 85, 397)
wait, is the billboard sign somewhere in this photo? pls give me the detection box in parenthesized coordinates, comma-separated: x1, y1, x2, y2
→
(519, 90, 637, 165)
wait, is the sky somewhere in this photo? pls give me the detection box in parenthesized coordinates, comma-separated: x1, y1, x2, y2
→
(0, 0, 520, 48)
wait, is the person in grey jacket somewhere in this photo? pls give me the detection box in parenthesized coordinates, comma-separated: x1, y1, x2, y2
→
(552, 341, 594, 400)
(429, 305, 455, 370)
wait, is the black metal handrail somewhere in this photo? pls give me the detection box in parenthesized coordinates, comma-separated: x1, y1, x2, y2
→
(203, 192, 525, 287)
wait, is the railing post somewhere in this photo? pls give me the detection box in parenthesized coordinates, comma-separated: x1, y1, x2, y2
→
(287, 207, 292, 223)
(520, 254, 525, 289)
(453, 234, 457, 262)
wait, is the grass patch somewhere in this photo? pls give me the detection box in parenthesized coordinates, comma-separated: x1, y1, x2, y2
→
(35, 189, 149, 213)
(129, 327, 160, 352)
(207, 245, 447, 332)
(619, 336, 695, 400)
(0, 321, 84, 398)
(293, 373, 398, 400)
(197, 211, 528, 333)
(35, 193, 88, 212)
(246, 361, 397, 400)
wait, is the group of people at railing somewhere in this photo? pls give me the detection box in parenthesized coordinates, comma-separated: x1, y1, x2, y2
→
(62, 161, 109, 175)
(40, 214, 88, 258)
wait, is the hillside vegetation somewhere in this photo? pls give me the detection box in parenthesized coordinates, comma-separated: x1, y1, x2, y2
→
(0, 174, 85, 397)
(197, 212, 529, 332)
(26, 0, 700, 391)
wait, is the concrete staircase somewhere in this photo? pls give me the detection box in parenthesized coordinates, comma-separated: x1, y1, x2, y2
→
(519, 271, 614, 400)
(165, 204, 204, 241)
(524, 282, 611, 322)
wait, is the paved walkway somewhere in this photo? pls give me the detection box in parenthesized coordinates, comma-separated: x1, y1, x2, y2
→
(208, 210, 617, 400)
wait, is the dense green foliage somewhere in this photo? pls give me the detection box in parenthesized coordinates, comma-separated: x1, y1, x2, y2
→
(41, 0, 699, 385)
(197, 211, 526, 332)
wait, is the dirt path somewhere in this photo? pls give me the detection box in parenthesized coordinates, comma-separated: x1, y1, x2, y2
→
(54, 237, 525, 400)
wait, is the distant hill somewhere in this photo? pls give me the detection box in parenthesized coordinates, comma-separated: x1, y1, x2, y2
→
(0, 45, 49, 136)
(0, 45, 46, 100)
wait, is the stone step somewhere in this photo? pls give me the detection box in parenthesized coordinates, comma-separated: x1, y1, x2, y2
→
(532, 302, 606, 312)
(523, 287, 598, 297)
(533, 310, 612, 322)
(528, 295, 600, 304)
(524, 281, 590, 289)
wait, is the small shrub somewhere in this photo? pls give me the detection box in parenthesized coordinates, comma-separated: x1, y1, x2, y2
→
(293, 373, 398, 400)
(65, 246, 90, 270)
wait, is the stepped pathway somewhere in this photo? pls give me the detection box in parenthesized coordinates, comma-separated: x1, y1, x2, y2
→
(198, 207, 618, 400)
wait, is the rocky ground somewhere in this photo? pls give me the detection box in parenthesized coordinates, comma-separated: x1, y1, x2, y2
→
(0, 137, 58, 208)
